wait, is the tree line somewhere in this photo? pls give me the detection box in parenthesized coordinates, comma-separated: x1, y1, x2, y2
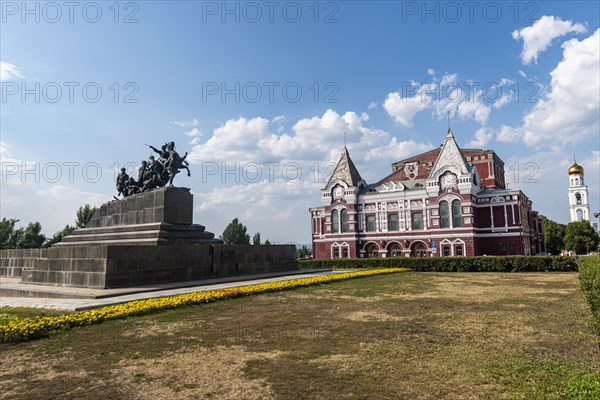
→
(220, 218, 312, 259)
(0, 205, 96, 249)
(543, 217, 600, 255)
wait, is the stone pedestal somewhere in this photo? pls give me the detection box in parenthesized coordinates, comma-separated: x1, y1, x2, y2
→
(58, 186, 220, 246)
(6, 187, 298, 288)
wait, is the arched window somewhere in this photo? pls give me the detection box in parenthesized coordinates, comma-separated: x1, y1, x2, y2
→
(454, 245, 463, 256)
(442, 245, 451, 256)
(366, 216, 376, 232)
(577, 209, 584, 221)
(366, 244, 378, 258)
(331, 210, 339, 233)
(412, 212, 423, 230)
(332, 245, 340, 258)
(575, 193, 582, 205)
(342, 247, 349, 258)
(341, 209, 348, 233)
(452, 200, 462, 227)
(411, 243, 427, 258)
(389, 244, 402, 257)
(388, 214, 398, 231)
(439, 201, 450, 228)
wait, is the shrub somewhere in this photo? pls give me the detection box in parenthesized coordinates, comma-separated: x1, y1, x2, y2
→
(300, 256, 577, 272)
(578, 256, 600, 335)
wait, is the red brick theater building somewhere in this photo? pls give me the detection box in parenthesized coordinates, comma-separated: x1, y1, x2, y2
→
(309, 129, 545, 259)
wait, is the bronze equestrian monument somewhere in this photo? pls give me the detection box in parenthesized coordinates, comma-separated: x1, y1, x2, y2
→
(0, 142, 297, 288)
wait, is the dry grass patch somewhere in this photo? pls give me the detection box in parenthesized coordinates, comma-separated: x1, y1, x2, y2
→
(0, 272, 598, 399)
(115, 345, 282, 400)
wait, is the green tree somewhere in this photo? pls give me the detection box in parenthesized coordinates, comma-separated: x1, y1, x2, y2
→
(221, 218, 250, 245)
(43, 225, 75, 248)
(264, 239, 271, 245)
(76, 204, 97, 228)
(564, 220, 600, 255)
(252, 232, 261, 245)
(0, 218, 19, 249)
(296, 245, 312, 259)
(543, 216, 566, 255)
(16, 222, 46, 249)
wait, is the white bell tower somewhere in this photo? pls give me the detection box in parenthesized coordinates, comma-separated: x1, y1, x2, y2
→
(568, 156, 590, 222)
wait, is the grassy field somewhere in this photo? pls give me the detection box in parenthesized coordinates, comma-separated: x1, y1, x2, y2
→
(1, 272, 599, 399)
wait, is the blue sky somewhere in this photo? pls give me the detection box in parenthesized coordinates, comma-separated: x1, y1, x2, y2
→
(1, 1, 599, 243)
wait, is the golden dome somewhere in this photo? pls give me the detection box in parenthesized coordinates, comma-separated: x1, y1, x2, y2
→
(568, 161, 584, 175)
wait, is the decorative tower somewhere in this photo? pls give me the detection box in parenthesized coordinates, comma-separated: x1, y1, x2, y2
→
(568, 157, 590, 222)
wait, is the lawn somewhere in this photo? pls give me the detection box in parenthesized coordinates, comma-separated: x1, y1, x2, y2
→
(1, 272, 598, 399)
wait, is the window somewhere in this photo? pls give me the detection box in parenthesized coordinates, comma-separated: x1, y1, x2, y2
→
(443, 246, 451, 256)
(366, 216, 376, 232)
(452, 200, 462, 227)
(341, 209, 348, 233)
(331, 210, 339, 233)
(577, 209, 584, 221)
(366, 244, 378, 258)
(454, 245, 463, 256)
(389, 244, 402, 257)
(342, 247, 349, 258)
(439, 201, 450, 228)
(388, 214, 398, 231)
(411, 243, 427, 257)
(576, 193, 582, 205)
(412, 212, 423, 230)
(332, 246, 340, 258)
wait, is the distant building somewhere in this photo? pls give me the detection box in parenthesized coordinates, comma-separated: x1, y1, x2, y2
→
(309, 129, 545, 258)
(568, 158, 592, 222)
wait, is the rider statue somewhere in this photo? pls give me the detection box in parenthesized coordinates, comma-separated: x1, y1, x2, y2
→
(115, 141, 191, 198)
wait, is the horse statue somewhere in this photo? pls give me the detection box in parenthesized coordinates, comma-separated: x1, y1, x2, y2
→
(164, 142, 190, 186)
(116, 142, 192, 198)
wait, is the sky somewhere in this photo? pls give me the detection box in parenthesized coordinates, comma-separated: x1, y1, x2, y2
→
(1, 0, 599, 244)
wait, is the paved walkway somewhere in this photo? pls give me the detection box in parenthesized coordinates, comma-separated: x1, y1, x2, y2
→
(0, 270, 342, 311)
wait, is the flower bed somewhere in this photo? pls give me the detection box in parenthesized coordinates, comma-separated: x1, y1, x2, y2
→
(0, 268, 409, 343)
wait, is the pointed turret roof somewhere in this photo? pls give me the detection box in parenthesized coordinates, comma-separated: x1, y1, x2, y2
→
(430, 128, 471, 177)
(325, 146, 364, 188)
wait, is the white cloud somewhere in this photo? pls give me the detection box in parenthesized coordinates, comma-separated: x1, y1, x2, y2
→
(384, 73, 502, 128)
(0, 61, 24, 81)
(498, 29, 600, 148)
(512, 15, 587, 65)
(465, 128, 493, 148)
(518, 70, 527, 78)
(383, 89, 429, 127)
(272, 115, 288, 124)
(184, 127, 202, 137)
(0, 141, 11, 157)
(497, 125, 521, 143)
(427, 68, 435, 75)
(188, 116, 273, 163)
(188, 109, 432, 170)
(171, 118, 199, 127)
(368, 101, 377, 110)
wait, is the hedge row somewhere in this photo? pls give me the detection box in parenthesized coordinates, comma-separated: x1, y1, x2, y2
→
(578, 256, 600, 335)
(300, 256, 577, 272)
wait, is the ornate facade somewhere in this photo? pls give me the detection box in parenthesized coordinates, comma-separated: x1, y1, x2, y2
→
(309, 129, 545, 258)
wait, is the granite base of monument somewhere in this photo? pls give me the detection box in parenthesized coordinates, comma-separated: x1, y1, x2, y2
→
(0, 187, 297, 289)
